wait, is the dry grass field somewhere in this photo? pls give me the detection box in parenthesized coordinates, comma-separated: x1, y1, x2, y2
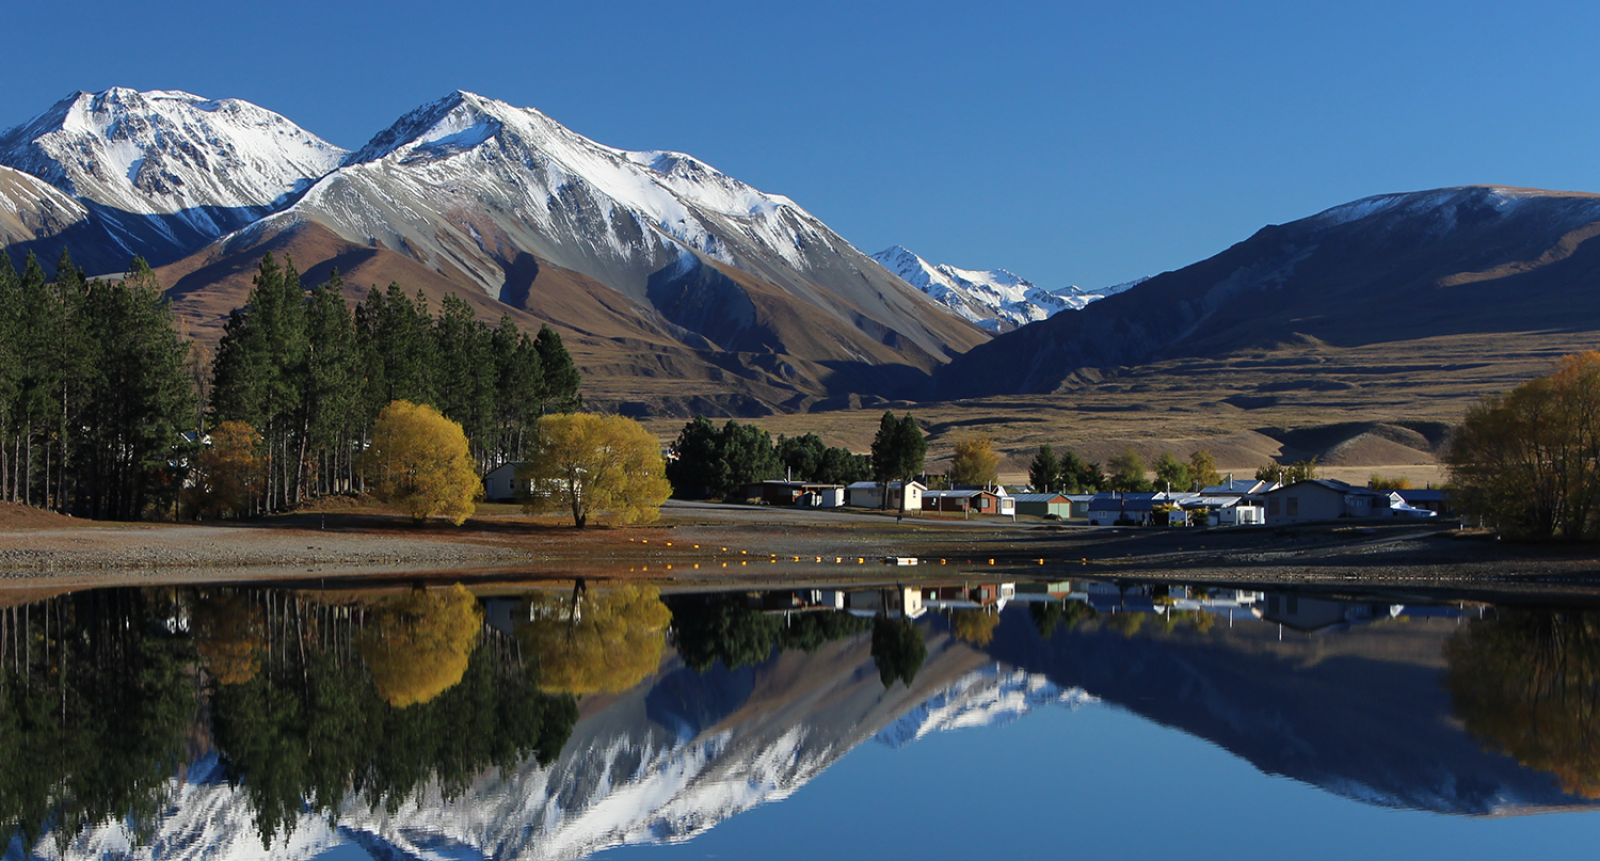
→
(641, 328, 1594, 487)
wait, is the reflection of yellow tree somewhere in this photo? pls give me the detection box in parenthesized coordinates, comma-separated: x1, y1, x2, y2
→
(949, 609, 1000, 646)
(1106, 611, 1146, 638)
(516, 585, 670, 695)
(192, 591, 265, 685)
(1445, 610, 1600, 797)
(359, 584, 483, 707)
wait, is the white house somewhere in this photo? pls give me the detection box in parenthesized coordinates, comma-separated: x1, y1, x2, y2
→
(846, 480, 926, 512)
(483, 463, 530, 502)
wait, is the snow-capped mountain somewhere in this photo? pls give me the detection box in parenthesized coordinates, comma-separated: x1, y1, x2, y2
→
(0, 88, 346, 264)
(871, 245, 1136, 332)
(262, 91, 985, 368)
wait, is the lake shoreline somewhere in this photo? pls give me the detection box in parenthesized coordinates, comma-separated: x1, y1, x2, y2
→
(3, 499, 1599, 593)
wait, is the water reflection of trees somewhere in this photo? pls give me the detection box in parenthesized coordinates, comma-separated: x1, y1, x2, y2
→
(517, 584, 672, 695)
(871, 618, 926, 689)
(1, 586, 581, 851)
(668, 594, 870, 673)
(1445, 609, 1600, 798)
(203, 586, 578, 844)
(1029, 600, 1096, 639)
(0, 590, 195, 853)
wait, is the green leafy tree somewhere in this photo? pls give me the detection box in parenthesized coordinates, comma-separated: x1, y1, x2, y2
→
(1108, 447, 1151, 492)
(665, 417, 780, 500)
(1255, 457, 1318, 484)
(1154, 450, 1191, 492)
(777, 433, 827, 481)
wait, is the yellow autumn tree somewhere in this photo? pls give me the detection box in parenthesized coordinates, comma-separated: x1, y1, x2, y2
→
(1445, 609, 1600, 797)
(516, 584, 672, 695)
(361, 400, 481, 524)
(518, 413, 672, 528)
(949, 609, 1001, 646)
(185, 420, 263, 519)
(191, 590, 265, 685)
(358, 584, 483, 707)
(949, 436, 1000, 487)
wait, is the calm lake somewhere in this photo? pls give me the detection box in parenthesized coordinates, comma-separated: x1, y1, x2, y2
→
(3, 576, 1599, 860)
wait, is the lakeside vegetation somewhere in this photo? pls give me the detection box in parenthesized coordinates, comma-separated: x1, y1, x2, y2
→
(0, 248, 582, 522)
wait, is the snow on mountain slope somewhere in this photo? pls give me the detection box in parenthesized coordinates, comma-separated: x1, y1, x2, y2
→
(0, 88, 346, 264)
(874, 664, 1097, 748)
(0, 164, 87, 244)
(871, 245, 1134, 332)
(23, 650, 1075, 861)
(269, 91, 985, 364)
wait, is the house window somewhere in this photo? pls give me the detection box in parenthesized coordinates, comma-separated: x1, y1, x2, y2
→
(1286, 498, 1299, 517)
(1268, 498, 1280, 516)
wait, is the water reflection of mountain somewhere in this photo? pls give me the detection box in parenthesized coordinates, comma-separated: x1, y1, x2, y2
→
(983, 603, 1596, 816)
(325, 635, 1075, 860)
(10, 615, 1079, 861)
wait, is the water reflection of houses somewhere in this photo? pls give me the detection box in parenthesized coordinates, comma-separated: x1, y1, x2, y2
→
(920, 582, 1016, 611)
(1260, 593, 1402, 634)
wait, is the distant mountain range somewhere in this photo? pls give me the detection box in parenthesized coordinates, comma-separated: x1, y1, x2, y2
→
(7, 89, 1600, 416)
(0, 88, 996, 415)
(932, 185, 1600, 399)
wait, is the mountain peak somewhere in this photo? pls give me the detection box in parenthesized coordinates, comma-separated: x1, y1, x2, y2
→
(871, 245, 1114, 332)
(0, 87, 347, 264)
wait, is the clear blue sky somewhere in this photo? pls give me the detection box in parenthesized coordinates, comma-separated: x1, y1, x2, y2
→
(5, 0, 1598, 291)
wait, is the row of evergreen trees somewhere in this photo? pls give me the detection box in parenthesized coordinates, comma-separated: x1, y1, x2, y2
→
(665, 417, 872, 500)
(209, 254, 581, 513)
(0, 251, 195, 519)
(0, 248, 581, 520)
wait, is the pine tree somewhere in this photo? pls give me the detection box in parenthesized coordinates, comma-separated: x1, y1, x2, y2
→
(534, 325, 581, 414)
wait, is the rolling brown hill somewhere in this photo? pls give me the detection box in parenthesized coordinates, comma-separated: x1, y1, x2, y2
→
(933, 186, 1600, 400)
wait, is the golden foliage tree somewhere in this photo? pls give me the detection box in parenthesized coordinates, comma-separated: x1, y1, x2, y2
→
(1188, 449, 1222, 490)
(185, 420, 263, 519)
(1449, 352, 1600, 539)
(518, 413, 672, 528)
(361, 400, 481, 525)
(1445, 609, 1600, 797)
(191, 590, 266, 685)
(949, 609, 1001, 646)
(516, 584, 671, 695)
(1368, 473, 1413, 490)
(949, 436, 1001, 487)
(358, 584, 484, 707)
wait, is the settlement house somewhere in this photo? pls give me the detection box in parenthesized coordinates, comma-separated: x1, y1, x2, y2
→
(1013, 492, 1073, 519)
(1180, 496, 1266, 527)
(846, 480, 926, 511)
(922, 489, 1013, 516)
(1261, 479, 1393, 525)
(482, 462, 530, 502)
(743, 480, 846, 507)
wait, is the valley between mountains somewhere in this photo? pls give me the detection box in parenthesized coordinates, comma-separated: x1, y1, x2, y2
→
(4, 88, 1600, 477)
